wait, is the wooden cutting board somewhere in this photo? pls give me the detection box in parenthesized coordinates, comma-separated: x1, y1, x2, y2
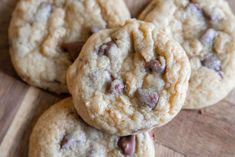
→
(0, 0, 235, 157)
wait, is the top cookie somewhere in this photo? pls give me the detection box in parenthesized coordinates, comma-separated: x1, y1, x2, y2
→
(67, 19, 191, 135)
(139, 0, 235, 109)
(9, 0, 130, 93)
(29, 98, 155, 157)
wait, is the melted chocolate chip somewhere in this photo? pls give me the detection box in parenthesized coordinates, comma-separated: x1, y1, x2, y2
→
(98, 41, 115, 56)
(60, 135, 69, 149)
(61, 41, 85, 60)
(201, 54, 222, 72)
(110, 79, 125, 95)
(189, 1, 223, 23)
(60, 135, 77, 149)
(118, 135, 136, 156)
(187, 3, 203, 17)
(145, 58, 166, 74)
(200, 29, 217, 46)
(136, 88, 159, 109)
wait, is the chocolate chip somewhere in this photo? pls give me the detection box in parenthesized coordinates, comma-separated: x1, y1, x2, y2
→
(200, 29, 217, 46)
(98, 41, 115, 56)
(118, 135, 136, 156)
(201, 54, 221, 72)
(109, 79, 125, 95)
(61, 41, 85, 60)
(145, 57, 166, 74)
(187, 3, 203, 17)
(60, 135, 77, 149)
(136, 88, 159, 109)
(60, 135, 69, 149)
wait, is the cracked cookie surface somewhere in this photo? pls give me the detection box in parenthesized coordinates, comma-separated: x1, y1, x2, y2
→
(9, 0, 130, 93)
(67, 20, 191, 135)
(29, 98, 155, 157)
(139, 0, 235, 109)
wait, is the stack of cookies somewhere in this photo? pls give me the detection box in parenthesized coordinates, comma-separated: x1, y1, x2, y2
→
(8, 0, 235, 156)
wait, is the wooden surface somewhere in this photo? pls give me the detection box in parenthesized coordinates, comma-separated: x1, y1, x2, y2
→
(0, 0, 235, 157)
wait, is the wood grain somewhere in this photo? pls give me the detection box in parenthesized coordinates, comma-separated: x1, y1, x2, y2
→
(0, 73, 28, 143)
(0, 0, 235, 157)
(1, 88, 60, 157)
(0, 0, 18, 78)
(157, 104, 235, 157)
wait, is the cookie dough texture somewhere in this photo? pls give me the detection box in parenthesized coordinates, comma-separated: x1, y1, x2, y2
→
(67, 20, 191, 135)
(139, 0, 235, 109)
(9, 0, 130, 93)
(29, 98, 155, 157)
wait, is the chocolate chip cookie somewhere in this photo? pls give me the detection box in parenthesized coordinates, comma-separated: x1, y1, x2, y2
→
(29, 98, 155, 157)
(9, 0, 130, 93)
(139, 0, 235, 109)
(67, 19, 191, 135)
